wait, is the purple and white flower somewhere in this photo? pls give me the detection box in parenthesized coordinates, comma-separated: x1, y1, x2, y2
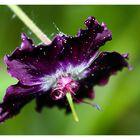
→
(0, 16, 130, 123)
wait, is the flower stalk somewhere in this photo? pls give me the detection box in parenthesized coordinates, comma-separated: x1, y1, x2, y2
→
(7, 5, 51, 45)
(66, 93, 79, 122)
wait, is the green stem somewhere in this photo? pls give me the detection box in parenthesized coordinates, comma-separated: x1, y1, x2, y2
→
(66, 93, 79, 122)
(7, 5, 51, 45)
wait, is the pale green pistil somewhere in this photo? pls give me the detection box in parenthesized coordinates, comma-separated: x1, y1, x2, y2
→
(66, 93, 79, 122)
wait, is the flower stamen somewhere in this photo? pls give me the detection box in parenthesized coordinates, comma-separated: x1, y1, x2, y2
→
(72, 95, 101, 111)
(50, 76, 79, 100)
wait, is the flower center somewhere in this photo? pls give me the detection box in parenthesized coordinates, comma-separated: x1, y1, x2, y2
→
(50, 76, 79, 100)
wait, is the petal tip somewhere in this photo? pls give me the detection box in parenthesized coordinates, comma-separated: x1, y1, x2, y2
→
(0, 105, 9, 124)
(4, 55, 9, 65)
(20, 33, 33, 51)
(84, 16, 96, 27)
(122, 53, 132, 71)
(122, 53, 129, 59)
(128, 64, 133, 71)
(21, 32, 28, 40)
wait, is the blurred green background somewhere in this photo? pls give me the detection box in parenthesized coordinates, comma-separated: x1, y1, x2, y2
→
(0, 5, 140, 135)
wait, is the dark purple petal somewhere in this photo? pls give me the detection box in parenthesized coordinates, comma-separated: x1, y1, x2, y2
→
(76, 86, 95, 100)
(36, 92, 71, 113)
(4, 34, 64, 86)
(80, 52, 130, 87)
(5, 17, 111, 86)
(4, 55, 44, 86)
(57, 16, 112, 66)
(0, 82, 41, 123)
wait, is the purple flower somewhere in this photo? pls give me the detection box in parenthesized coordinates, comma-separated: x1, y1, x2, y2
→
(0, 16, 130, 123)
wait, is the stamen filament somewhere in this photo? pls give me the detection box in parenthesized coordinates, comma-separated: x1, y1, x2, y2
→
(66, 93, 79, 122)
(7, 5, 51, 45)
(72, 95, 101, 111)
